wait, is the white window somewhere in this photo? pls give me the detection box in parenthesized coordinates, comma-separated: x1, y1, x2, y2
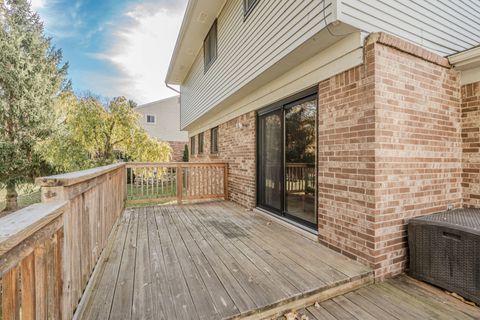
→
(146, 115, 155, 124)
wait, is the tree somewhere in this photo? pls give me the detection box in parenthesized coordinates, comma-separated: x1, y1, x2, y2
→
(39, 94, 171, 171)
(128, 99, 138, 109)
(0, 0, 68, 211)
(182, 144, 189, 162)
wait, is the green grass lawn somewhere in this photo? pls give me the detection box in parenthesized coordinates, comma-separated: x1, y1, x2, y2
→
(0, 183, 41, 214)
(126, 183, 177, 208)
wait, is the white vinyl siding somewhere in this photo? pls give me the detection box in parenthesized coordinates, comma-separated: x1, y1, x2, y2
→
(180, 0, 334, 129)
(338, 0, 480, 56)
(180, 0, 480, 130)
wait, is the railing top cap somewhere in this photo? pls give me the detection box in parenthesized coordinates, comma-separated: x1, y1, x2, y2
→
(126, 161, 228, 167)
(0, 201, 67, 256)
(36, 162, 125, 187)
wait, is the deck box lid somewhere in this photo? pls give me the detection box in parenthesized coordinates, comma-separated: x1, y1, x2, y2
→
(409, 208, 480, 234)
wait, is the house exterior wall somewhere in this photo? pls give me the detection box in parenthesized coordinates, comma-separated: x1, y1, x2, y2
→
(136, 96, 189, 142)
(189, 32, 468, 279)
(338, 0, 480, 56)
(167, 141, 187, 162)
(318, 33, 462, 279)
(190, 112, 256, 207)
(462, 82, 480, 207)
(370, 34, 462, 278)
(317, 57, 378, 269)
(180, 0, 335, 129)
(174, 1, 480, 131)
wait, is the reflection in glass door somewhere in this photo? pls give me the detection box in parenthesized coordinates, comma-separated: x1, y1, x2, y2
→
(257, 91, 317, 229)
(257, 110, 283, 212)
(285, 98, 317, 226)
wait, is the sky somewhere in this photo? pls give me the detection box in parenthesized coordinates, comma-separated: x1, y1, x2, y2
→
(31, 0, 187, 105)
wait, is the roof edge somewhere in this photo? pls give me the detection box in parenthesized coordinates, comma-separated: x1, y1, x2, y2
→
(449, 45, 480, 70)
(165, 0, 226, 85)
(135, 95, 179, 110)
(165, 0, 197, 85)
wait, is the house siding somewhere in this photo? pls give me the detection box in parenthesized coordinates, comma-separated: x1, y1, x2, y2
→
(462, 82, 480, 207)
(190, 112, 256, 208)
(135, 97, 188, 142)
(180, 0, 334, 129)
(338, 0, 480, 56)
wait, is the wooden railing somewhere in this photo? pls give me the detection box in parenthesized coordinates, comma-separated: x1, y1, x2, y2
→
(285, 163, 315, 193)
(0, 163, 126, 320)
(0, 161, 227, 319)
(125, 162, 228, 205)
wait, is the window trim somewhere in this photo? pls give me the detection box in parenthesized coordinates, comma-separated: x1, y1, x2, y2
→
(203, 20, 218, 73)
(211, 126, 219, 154)
(198, 132, 204, 154)
(190, 136, 196, 155)
(146, 114, 156, 124)
(243, 0, 259, 19)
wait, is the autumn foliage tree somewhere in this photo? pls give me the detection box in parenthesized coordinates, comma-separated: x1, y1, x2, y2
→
(0, 0, 68, 211)
(39, 93, 171, 172)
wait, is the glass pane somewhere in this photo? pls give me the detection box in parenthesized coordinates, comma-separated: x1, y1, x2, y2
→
(285, 97, 317, 225)
(258, 110, 283, 211)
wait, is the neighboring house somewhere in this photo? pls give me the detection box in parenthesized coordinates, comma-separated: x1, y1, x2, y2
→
(135, 96, 188, 162)
(166, 0, 480, 279)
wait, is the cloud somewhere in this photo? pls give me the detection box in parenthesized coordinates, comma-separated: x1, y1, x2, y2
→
(30, 0, 46, 10)
(92, 0, 186, 104)
(32, 0, 84, 39)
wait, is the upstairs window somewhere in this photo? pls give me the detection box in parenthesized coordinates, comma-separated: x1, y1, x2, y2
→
(211, 127, 219, 154)
(204, 20, 217, 72)
(190, 136, 196, 155)
(146, 115, 155, 123)
(243, 0, 259, 18)
(198, 132, 204, 153)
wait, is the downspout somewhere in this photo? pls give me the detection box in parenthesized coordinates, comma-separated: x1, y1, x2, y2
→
(165, 82, 180, 94)
(165, 81, 185, 136)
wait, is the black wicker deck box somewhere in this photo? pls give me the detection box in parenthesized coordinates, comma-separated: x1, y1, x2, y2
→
(408, 208, 480, 305)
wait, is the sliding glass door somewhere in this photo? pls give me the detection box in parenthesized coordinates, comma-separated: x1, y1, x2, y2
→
(257, 90, 317, 229)
(257, 109, 283, 212)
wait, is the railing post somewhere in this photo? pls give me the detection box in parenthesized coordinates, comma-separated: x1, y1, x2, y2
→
(223, 163, 228, 200)
(124, 165, 128, 206)
(177, 164, 183, 205)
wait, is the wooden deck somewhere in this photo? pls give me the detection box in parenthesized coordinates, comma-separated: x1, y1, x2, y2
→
(279, 275, 480, 320)
(76, 201, 372, 320)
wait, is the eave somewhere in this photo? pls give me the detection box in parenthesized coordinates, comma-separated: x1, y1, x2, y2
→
(449, 46, 480, 85)
(449, 46, 480, 70)
(165, 0, 226, 85)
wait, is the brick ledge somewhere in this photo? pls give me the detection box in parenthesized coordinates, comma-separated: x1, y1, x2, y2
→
(366, 32, 451, 68)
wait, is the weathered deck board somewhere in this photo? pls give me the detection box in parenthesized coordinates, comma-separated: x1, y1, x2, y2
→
(77, 201, 372, 319)
(281, 275, 480, 320)
(77, 202, 480, 320)
(78, 209, 131, 320)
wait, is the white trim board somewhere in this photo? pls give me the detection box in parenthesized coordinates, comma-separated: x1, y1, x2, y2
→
(460, 66, 480, 86)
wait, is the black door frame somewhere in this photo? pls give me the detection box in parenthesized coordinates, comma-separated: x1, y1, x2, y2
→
(256, 86, 318, 230)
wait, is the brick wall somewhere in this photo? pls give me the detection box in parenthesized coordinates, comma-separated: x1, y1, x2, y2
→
(167, 141, 187, 162)
(190, 112, 256, 207)
(462, 82, 480, 207)
(372, 35, 462, 278)
(317, 57, 377, 267)
(318, 33, 462, 279)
